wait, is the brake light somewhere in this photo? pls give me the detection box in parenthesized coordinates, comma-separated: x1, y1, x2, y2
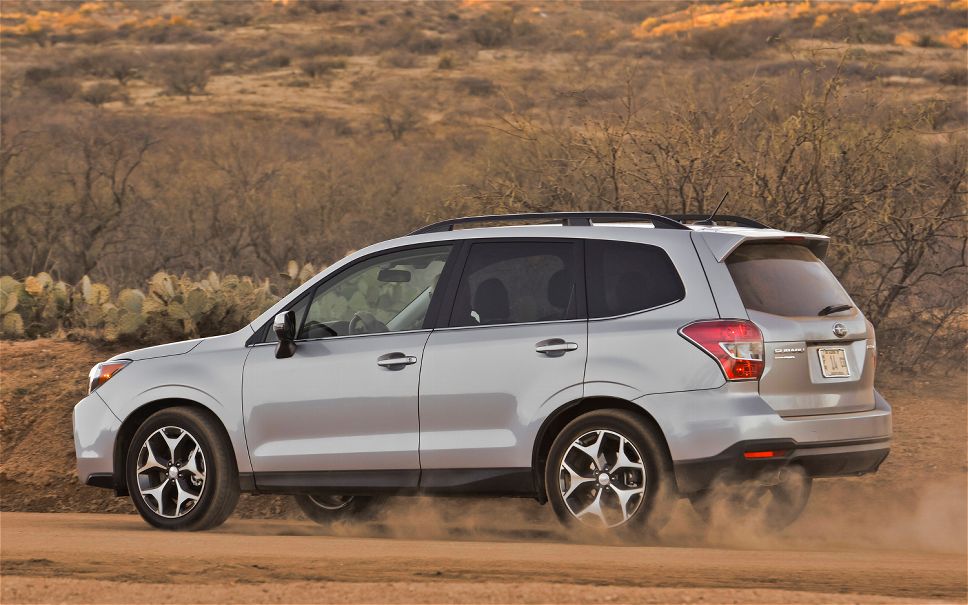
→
(680, 320, 764, 381)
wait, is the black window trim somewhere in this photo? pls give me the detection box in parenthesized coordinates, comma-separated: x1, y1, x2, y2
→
(583, 238, 687, 322)
(246, 241, 461, 346)
(433, 237, 587, 331)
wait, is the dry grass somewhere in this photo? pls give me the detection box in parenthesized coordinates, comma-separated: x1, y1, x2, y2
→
(1, 1, 964, 365)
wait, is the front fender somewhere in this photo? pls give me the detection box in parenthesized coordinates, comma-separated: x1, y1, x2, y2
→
(95, 340, 252, 475)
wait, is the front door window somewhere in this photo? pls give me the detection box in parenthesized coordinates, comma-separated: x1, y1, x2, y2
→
(297, 246, 452, 339)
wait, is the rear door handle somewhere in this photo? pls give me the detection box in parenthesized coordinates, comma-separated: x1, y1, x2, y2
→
(377, 352, 418, 369)
(535, 339, 579, 356)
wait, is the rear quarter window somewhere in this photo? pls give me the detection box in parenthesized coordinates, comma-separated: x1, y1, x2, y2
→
(726, 243, 852, 317)
(586, 240, 685, 318)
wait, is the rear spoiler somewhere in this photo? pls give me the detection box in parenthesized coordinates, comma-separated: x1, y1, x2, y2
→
(695, 230, 830, 262)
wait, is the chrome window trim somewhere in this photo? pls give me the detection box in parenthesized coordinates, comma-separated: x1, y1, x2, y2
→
(586, 297, 685, 322)
(433, 317, 586, 333)
(246, 327, 433, 347)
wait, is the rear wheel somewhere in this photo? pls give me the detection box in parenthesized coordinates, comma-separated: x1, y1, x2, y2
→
(544, 409, 675, 539)
(294, 494, 383, 525)
(125, 407, 239, 531)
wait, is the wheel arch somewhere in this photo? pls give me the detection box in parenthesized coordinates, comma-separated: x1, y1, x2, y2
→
(531, 396, 674, 502)
(112, 398, 231, 497)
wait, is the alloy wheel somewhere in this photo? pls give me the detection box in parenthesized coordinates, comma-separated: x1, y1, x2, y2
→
(135, 426, 207, 518)
(558, 429, 647, 528)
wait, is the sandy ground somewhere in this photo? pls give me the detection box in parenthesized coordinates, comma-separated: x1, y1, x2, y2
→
(1, 512, 966, 604)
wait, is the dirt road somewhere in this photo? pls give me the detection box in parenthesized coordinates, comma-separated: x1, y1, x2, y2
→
(2, 512, 965, 604)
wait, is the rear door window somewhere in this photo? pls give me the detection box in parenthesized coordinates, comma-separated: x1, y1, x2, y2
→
(449, 241, 580, 327)
(726, 243, 852, 317)
(585, 240, 684, 318)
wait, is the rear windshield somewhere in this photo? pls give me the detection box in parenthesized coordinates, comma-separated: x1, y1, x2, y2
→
(726, 243, 851, 317)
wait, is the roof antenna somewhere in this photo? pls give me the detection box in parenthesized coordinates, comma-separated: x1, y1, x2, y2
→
(696, 192, 729, 226)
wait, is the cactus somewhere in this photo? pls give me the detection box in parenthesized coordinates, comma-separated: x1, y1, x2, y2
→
(0, 265, 283, 344)
(280, 260, 318, 290)
(2, 312, 24, 337)
(1, 276, 21, 315)
(1, 274, 25, 337)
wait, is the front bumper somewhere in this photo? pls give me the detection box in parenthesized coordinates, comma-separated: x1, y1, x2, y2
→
(73, 392, 121, 489)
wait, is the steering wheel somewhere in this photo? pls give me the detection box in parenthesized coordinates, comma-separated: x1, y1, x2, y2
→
(348, 311, 389, 336)
(300, 319, 337, 338)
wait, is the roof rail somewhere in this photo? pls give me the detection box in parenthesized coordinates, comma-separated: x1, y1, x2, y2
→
(408, 212, 690, 235)
(665, 214, 771, 229)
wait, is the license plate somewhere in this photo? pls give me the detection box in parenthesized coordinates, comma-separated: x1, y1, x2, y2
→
(818, 347, 850, 378)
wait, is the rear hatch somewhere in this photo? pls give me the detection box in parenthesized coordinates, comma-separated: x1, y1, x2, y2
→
(725, 242, 876, 417)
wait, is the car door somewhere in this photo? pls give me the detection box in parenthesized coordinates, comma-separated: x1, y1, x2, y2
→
(242, 244, 455, 491)
(418, 239, 587, 490)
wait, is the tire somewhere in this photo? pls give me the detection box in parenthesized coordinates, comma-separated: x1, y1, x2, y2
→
(125, 406, 240, 531)
(688, 466, 812, 531)
(544, 409, 675, 539)
(294, 494, 383, 525)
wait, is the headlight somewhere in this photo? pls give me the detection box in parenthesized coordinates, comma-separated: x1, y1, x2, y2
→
(89, 360, 130, 394)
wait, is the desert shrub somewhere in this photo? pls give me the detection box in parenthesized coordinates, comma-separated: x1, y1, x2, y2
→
(207, 43, 266, 73)
(380, 49, 419, 69)
(23, 66, 62, 85)
(128, 17, 216, 45)
(938, 66, 968, 86)
(289, 0, 345, 15)
(156, 56, 210, 99)
(258, 51, 292, 69)
(915, 34, 942, 48)
(80, 82, 128, 107)
(437, 53, 455, 70)
(296, 38, 357, 57)
(299, 58, 347, 78)
(457, 76, 495, 97)
(682, 23, 774, 60)
(35, 77, 80, 102)
(83, 50, 143, 85)
(379, 100, 420, 140)
(402, 28, 444, 55)
(468, 9, 517, 48)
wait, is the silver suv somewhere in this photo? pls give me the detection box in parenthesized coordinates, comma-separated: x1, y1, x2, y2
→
(73, 212, 892, 534)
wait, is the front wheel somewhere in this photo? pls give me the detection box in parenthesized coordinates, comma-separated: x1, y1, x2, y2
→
(294, 494, 383, 526)
(544, 409, 675, 539)
(125, 407, 239, 531)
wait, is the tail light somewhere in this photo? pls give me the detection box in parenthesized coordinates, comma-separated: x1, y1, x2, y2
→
(680, 320, 764, 381)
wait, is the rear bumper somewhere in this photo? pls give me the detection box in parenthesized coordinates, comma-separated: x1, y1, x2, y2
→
(673, 437, 890, 493)
(635, 383, 892, 494)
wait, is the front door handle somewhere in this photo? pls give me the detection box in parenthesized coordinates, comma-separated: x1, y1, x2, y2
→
(377, 352, 418, 369)
(535, 339, 579, 356)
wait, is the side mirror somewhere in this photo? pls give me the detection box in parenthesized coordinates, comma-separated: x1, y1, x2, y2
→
(273, 310, 297, 359)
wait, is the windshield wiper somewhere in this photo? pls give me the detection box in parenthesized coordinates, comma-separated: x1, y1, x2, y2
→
(818, 304, 852, 316)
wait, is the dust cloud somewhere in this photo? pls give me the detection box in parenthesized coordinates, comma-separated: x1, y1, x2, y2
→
(298, 476, 967, 554)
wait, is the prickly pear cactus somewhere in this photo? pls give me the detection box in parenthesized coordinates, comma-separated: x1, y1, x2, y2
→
(1, 275, 25, 337)
(0, 266, 286, 344)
